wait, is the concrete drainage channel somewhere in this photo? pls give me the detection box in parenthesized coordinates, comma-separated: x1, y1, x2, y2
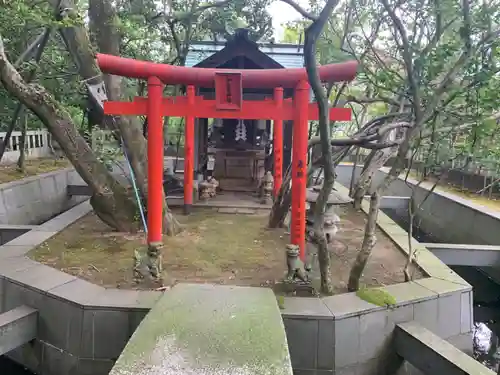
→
(0, 226, 37, 246)
(337, 164, 500, 371)
(0, 169, 90, 374)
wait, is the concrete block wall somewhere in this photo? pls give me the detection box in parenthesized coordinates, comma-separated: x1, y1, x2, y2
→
(0, 276, 159, 375)
(282, 281, 472, 375)
(336, 164, 500, 245)
(0, 202, 162, 375)
(0, 168, 86, 226)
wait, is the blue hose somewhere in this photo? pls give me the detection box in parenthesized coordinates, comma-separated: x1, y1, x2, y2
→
(121, 138, 148, 233)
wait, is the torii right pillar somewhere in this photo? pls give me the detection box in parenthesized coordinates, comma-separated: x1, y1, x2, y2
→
(290, 80, 310, 260)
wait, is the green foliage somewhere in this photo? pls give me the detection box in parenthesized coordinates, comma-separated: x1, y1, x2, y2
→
(89, 127, 122, 171)
(196, 0, 273, 42)
(0, 0, 272, 135)
(0, 0, 89, 130)
(308, 0, 500, 172)
(281, 20, 309, 43)
(3, 0, 500, 177)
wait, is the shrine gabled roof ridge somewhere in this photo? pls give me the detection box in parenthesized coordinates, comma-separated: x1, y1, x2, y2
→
(189, 46, 304, 56)
(187, 39, 304, 69)
(190, 39, 304, 50)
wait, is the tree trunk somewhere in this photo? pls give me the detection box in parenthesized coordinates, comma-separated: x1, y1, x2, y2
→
(87, 0, 180, 235)
(348, 147, 360, 196)
(303, 0, 340, 295)
(352, 143, 397, 209)
(0, 34, 137, 232)
(348, 191, 380, 291)
(57, 0, 180, 234)
(17, 113, 27, 172)
(0, 28, 51, 162)
(268, 165, 292, 228)
(57, 0, 148, 194)
(268, 166, 318, 229)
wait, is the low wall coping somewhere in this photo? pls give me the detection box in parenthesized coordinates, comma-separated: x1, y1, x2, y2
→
(339, 163, 500, 221)
(0, 167, 74, 191)
(378, 165, 500, 222)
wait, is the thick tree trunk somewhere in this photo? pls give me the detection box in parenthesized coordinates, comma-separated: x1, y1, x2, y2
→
(0, 34, 137, 232)
(56, 0, 180, 234)
(348, 191, 380, 291)
(57, 0, 149, 193)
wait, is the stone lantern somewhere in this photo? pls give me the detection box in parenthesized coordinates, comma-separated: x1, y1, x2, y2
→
(305, 185, 353, 244)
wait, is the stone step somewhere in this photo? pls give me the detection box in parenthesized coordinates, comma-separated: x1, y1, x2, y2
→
(395, 321, 494, 375)
(422, 243, 500, 267)
(0, 306, 37, 356)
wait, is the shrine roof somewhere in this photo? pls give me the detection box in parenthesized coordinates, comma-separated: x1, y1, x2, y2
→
(186, 40, 304, 69)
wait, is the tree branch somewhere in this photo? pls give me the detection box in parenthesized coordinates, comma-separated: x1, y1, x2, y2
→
(195, 0, 231, 13)
(380, 0, 422, 120)
(280, 0, 318, 21)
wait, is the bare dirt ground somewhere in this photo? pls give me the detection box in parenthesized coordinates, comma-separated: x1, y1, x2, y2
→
(29, 206, 421, 293)
(330, 206, 422, 293)
(0, 157, 70, 184)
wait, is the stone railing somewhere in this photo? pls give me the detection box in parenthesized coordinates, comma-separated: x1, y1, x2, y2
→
(0, 130, 52, 164)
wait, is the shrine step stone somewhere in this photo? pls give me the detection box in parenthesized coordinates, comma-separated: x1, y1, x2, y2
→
(0, 306, 38, 356)
(109, 283, 293, 375)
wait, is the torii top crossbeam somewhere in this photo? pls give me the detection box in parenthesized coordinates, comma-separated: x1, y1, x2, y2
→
(97, 54, 358, 88)
(97, 53, 358, 260)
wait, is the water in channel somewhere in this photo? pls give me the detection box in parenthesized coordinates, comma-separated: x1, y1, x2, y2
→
(0, 356, 34, 374)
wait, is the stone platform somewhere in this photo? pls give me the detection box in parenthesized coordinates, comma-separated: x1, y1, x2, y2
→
(168, 190, 272, 215)
(109, 283, 292, 375)
(0, 172, 477, 375)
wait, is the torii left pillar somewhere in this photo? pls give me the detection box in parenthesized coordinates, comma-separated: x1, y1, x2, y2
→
(273, 87, 284, 196)
(147, 77, 164, 246)
(184, 86, 195, 214)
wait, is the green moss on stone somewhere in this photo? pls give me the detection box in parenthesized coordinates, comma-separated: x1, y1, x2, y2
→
(276, 295, 285, 310)
(356, 286, 397, 307)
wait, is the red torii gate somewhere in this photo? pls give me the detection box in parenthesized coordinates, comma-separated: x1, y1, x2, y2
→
(96, 53, 357, 259)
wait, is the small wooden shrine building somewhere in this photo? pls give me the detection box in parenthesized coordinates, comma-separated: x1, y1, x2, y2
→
(185, 28, 304, 192)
